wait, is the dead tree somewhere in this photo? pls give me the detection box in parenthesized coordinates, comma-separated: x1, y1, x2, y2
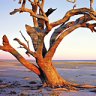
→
(0, 0, 96, 90)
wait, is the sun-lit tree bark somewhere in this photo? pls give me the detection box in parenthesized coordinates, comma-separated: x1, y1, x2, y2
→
(0, 0, 96, 90)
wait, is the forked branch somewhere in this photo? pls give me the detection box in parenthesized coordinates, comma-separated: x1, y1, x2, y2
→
(50, 14, 92, 47)
(14, 38, 37, 57)
(25, 24, 45, 57)
(0, 35, 40, 75)
(10, 7, 48, 22)
(50, 8, 96, 28)
(44, 24, 81, 61)
(28, 0, 39, 27)
(45, 14, 93, 60)
(81, 23, 96, 32)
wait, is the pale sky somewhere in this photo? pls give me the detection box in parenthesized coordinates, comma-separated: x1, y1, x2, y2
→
(0, 0, 96, 60)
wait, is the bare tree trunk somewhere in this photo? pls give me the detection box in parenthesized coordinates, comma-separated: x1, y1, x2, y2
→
(36, 58, 71, 88)
(40, 64, 66, 87)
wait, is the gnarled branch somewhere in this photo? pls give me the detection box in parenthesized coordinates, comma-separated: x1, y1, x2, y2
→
(45, 8, 57, 17)
(45, 14, 92, 60)
(81, 23, 96, 32)
(25, 24, 38, 51)
(50, 8, 96, 28)
(28, 0, 39, 27)
(50, 14, 92, 47)
(14, 38, 37, 57)
(25, 24, 46, 57)
(50, 21, 74, 47)
(10, 7, 48, 22)
(44, 24, 81, 61)
(0, 35, 40, 75)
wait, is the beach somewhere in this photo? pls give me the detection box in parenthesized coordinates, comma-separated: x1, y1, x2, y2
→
(0, 60, 96, 96)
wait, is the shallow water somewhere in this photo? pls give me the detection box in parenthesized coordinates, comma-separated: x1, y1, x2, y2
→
(0, 60, 96, 96)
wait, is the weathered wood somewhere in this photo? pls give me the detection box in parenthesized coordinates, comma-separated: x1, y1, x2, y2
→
(50, 14, 92, 47)
(25, 24, 46, 57)
(25, 24, 38, 51)
(0, 35, 40, 75)
(50, 8, 96, 28)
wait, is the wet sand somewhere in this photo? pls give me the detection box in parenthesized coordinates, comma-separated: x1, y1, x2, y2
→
(0, 60, 96, 96)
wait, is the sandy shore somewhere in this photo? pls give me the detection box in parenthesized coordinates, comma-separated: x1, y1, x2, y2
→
(0, 60, 96, 96)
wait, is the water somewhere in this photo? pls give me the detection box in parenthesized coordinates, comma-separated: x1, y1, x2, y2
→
(0, 60, 96, 96)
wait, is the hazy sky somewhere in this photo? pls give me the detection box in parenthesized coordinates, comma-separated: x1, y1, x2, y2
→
(0, 0, 96, 60)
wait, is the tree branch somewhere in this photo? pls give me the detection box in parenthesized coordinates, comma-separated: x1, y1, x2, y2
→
(40, 0, 45, 9)
(45, 8, 57, 17)
(10, 7, 48, 22)
(50, 8, 96, 28)
(37, 1, 53, 31)
(90, 0, 94, 10)
(50, 21, 74, 47)
(19, 31, 29, 49)
(25, 24, 38, 51)
(28, 0, 39, 27)
(81, 23, 96, 32)
(0, 35, 12, 52)
(42, 43, 47, 57)
(37, 1, 47, 30)
(21, 0, 26, 8)
(37, 2, 46, 17)
(14, 38, 37, 57)
(50, 14, 92, 47)
(44, 24, 81, 61)
(36, 1, 56, 31)
(36, 33, 44, 56)
(45, 15, 92, 60)
(25, 24, 45, 57)
(0, 35, 40, 75)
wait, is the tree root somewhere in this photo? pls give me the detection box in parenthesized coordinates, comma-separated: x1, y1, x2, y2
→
(42, 81, 96, 92)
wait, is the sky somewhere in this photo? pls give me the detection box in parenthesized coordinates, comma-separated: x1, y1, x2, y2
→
(0, 0, 96, 60)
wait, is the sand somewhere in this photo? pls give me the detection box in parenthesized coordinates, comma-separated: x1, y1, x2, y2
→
(0, 60, 96, 96)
